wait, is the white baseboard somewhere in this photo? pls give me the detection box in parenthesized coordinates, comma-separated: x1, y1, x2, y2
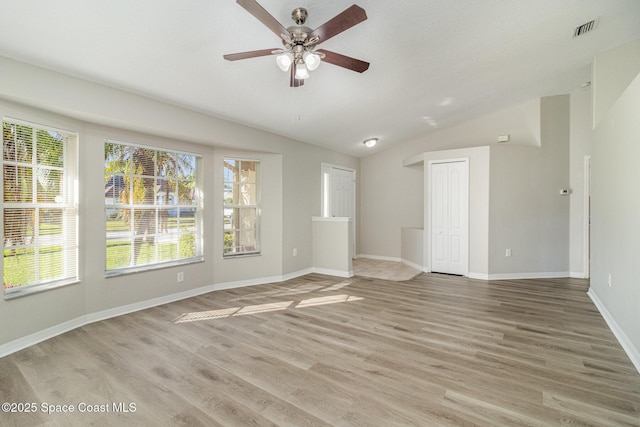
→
(312, 267, 353, 278)
(430, 272, 569, 281)
(468, 272, 489, 280)
(356, 256, 571, 282)
(283, 268, 314, 281)
(356, 254, 423, 272)
(401, 258, 424, 271)
(454, 272, 568, 281)
(85, 283, 219, 325)
(570, 271, 589, 279)
(0, 316, 86, 359)
(0, 269, 314, 359)
(356, 254, 402, 263)
(588, 289, 640, 374)
(486, 271, 570, 280)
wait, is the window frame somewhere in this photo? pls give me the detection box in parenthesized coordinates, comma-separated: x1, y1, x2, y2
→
(223, 158, 261, 258)
(104, 139, 203, 277)
(2, 117, 79, 299)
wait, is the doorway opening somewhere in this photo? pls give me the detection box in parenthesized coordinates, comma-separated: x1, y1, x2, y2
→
(583, 155, 591, 279)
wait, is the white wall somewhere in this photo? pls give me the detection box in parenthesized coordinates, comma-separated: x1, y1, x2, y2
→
(489, 95, 570, 277)
(312, 217, 353, 277)
(592, 39, 640, 128)
(359, 145, 423, 261)
(359, 98, 540, 263)
(589, 40, 640, 370)
(281, 144, 358, 275)
(361, 96, 574, 279)
(0, 57, 358, 351)
(401, 227, 423, 269)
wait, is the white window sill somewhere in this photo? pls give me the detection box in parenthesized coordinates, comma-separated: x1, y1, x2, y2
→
(4, 279, 80, 300)
(105, 256, 204, 278)
(223, 252, 261, 259)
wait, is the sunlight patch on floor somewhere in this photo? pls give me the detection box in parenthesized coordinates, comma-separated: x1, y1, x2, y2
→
(174, 293, 363, 324)
(227, 279, 353, 302)
(296, 294, 363, 308)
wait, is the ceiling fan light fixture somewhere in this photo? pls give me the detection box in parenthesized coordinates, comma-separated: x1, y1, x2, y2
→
(303, 51, 321, 71)
(276, 53, 293, 72)
(295, 62, 310, 79)
(363, 138, 378, 148)
(224, 2, 369, 87)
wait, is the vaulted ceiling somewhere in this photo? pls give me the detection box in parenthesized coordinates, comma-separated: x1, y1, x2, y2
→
(1, 0, 639, 157)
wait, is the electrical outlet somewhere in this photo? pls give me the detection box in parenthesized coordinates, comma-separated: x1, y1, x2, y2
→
(177, 272, 184, 283)
(293, 248, 298, 257)
(607, 273, 612, 287)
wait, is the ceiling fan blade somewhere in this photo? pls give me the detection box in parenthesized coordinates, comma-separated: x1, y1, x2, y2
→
(317, 49, 369, 73)
(223, 48, 279, 61)
(290, 64, 304, 87)
(236, 0, 289, 38)
(309, 5, 367, 45)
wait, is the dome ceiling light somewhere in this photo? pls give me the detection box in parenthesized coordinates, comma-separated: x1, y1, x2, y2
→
(363, 138, 378, 148)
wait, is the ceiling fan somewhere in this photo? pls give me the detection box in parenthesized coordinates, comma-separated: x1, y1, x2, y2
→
(223, 0, 369, 87)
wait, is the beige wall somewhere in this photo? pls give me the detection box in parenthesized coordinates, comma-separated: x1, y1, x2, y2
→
(414, 94, 571, 279)
(489, 95, 571, 277)
(0, 57, 358, 349)
(590, 40, 640, 369)
(312, 218, 353, 276)
(361, 95, 575, 279)
(592, 39, 640, 128)
(359, 98, 542, 267)
(281, 144, 359, 275)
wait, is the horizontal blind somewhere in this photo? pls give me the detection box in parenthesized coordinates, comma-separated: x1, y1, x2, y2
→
(3, 119, 78, 291)
(105, 140, 202, 274)
(223, 158, 260, 256)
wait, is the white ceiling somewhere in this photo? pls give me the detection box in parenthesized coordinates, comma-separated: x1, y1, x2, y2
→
(1, 0, 639, 157)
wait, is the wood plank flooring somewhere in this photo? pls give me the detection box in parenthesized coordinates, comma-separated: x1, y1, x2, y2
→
(1, 273, 639, 426)
(353, 258, 422, 281)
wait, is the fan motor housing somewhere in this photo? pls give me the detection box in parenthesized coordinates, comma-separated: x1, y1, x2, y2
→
(287, 25, 312, 44)
(291, 7, 308, 25)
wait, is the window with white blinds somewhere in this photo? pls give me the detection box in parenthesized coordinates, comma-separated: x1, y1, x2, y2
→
(223, 158, 260, 257)
(2, 119, 78, 297)
(104, 141, 202, 275)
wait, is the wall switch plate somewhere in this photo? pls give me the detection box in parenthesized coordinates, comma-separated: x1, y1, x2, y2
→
(506, 248, 512, 257)
(293, 248, 298, 256)
(177, 272, 184, 282)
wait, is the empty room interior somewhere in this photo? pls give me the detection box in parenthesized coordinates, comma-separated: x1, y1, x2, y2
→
(1, 0, 640, 425)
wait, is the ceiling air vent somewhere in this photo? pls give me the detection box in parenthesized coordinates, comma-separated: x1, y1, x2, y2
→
(574, 18, 598, 38)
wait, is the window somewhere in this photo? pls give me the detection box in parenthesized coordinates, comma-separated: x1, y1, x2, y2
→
(104, 141, 202, 275)
(223, 159, 260, 256)
(2, 119, 78, 298)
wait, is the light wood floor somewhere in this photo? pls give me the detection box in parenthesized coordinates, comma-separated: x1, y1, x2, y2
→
(353, 258, 422, 281)
(1, 273, 639, 426)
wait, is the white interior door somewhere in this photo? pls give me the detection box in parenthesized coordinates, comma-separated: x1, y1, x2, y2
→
(322, 165, 356, 257)
(431, 160, 468, 275)
(331, 167, 355, 218)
